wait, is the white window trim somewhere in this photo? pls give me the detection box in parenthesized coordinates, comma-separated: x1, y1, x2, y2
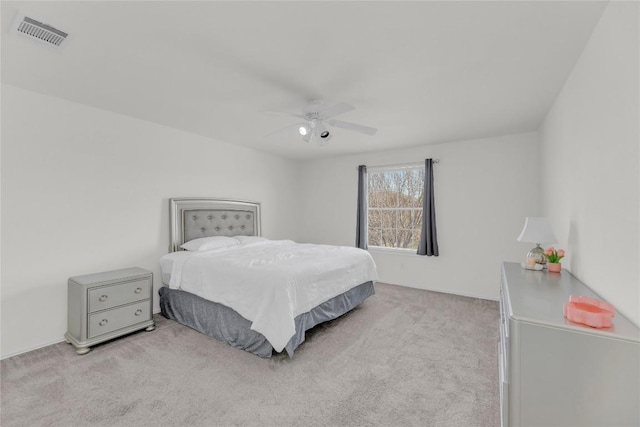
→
(366, 163, 425, 251)
(367, 162, 424, 173)
(368, 246, 420, 256)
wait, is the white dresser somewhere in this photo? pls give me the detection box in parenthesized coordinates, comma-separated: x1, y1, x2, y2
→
(499, 262, 639, 427)
(65, 267, 155, 355)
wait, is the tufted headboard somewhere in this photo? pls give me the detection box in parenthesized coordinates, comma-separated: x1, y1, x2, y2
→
(169, 198, 261, 252)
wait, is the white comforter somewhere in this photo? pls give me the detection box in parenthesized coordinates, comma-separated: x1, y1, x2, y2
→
(166, 240, 378, 352)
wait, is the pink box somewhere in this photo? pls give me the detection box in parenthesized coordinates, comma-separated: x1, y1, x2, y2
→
(563, 295, 615, 328)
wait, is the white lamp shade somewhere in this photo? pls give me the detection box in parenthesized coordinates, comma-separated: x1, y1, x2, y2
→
(517, 217, 558, 244)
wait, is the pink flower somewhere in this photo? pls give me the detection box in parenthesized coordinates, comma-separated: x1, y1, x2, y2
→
(543, 247, 566, 263)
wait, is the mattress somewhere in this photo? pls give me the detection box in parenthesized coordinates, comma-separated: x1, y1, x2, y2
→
(159, 251, 189, 285)
(161, 239, 378, 353)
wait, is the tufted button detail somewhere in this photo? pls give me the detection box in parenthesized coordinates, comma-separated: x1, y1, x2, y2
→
(192, 216, 197, 220)
(208, 215, 213, 220)
(200, 228, 206, 233)
(246, 214, 251, 220)
(221, 215, 226, 219)
(228, 226, 233, 230)
(241, 225, 245, 230)
(215, 227, 220, 231)
(234, 214, 239, 219)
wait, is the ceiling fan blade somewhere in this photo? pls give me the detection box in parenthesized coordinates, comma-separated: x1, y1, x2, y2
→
(327, 119, 378, 136)
(261, 109, 306, 120)
(321, 102, 355, 119)
(263, 122, 306, 138)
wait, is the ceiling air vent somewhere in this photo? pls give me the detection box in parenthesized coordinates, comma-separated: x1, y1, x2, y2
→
(12, 15, 68, 48)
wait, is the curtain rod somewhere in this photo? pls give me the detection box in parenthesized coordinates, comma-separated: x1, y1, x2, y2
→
(360, 159, 440, 170)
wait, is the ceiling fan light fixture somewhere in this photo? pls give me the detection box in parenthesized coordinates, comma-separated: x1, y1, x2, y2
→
(315, 122, 330, 139)
(298, 124, 311, 136)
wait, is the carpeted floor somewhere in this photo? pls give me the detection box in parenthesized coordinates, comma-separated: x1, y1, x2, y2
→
(1, 283, 500, 427)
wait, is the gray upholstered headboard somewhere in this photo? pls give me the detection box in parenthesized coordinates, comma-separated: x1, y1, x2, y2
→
(169, 198, 261, 252)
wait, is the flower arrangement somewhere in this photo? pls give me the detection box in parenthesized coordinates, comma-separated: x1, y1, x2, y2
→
(544, 247, 565, 264)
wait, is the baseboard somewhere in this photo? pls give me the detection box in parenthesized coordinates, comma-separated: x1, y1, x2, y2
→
(1, 309, 163, 361)
(379, 281, 499, 302)
(0, 337, 67, 361)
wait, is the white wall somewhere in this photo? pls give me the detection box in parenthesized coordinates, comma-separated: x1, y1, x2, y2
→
(0, 84, 300, 358)
(297, 132, 539, 300)
(539, 1, 639, 325)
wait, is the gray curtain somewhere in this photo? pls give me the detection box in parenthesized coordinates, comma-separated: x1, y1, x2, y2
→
(418, 159, 439, 256)
(356, 165, 367, 249)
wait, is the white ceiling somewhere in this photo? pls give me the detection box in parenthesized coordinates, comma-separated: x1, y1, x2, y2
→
(1, 1, 607, 160)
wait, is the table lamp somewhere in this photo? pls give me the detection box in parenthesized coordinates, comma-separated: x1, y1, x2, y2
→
(517, 217, 558, 266)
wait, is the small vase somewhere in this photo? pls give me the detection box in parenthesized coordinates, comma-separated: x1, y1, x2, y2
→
(548, 262, 561, 273)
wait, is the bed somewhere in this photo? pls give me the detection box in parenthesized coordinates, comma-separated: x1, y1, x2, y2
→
(159, 198, 378, 358)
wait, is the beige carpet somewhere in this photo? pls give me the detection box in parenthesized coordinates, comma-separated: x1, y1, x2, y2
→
(1, 283, 500, 427)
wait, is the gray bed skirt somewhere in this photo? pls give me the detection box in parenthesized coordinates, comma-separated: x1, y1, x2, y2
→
(159, 282, 375, 358)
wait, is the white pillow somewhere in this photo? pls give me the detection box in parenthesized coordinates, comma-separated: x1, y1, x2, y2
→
(180, 236, 240, 252)
(233, 235, 268, 244)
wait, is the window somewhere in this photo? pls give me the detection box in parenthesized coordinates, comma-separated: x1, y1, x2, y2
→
(367, 165, 425, 250)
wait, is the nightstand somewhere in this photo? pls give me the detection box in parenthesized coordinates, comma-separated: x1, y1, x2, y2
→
(65, 267, 155, 355)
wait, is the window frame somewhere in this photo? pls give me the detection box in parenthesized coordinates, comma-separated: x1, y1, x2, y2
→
(366, 163, 425, 252)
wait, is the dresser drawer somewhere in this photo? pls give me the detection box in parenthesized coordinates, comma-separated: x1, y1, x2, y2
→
(499, 319, 509, 384)
(499, 290, 509, 338)
(88, 278, 150, 313)
(88, 300, 151, 339)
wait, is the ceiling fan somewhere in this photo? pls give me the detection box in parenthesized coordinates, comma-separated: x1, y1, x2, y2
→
(264, 100, 377, 146)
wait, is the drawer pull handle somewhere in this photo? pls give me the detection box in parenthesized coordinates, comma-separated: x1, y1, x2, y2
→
(134, 287, 142, 294)
(99, 319, 108, 326)
(99, 295, 108, 302)
(135, 309, 142, 316)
